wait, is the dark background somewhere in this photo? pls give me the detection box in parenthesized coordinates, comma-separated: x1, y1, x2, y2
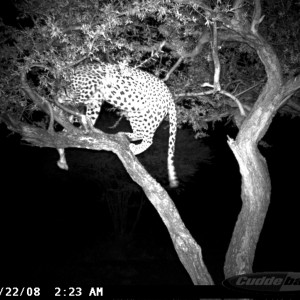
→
(1, 114, 299, 285)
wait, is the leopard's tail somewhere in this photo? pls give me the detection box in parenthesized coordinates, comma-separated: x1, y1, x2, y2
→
(168, 99, 178, 188)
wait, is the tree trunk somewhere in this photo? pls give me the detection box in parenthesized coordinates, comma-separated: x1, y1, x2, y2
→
(224, 73, 300, 277)
(224, 38, 285, 277)
(224, 135, 271, 277)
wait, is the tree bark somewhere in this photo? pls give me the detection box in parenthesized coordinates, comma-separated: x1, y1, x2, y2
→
(223, 1, 300, 277)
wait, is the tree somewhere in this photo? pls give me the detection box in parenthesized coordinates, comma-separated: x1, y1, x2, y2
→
(1, 0, 300, 285)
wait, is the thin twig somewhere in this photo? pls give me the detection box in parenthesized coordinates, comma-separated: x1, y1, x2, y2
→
(211, 19, 221, 91)
(163, 57, 183, 82)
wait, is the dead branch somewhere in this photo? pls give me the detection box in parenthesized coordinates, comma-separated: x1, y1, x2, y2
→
(163, 57, 183, 82)
(211, 19, 221, 91)
(251, 0, 264, 34)
(202, 83, 245, 116)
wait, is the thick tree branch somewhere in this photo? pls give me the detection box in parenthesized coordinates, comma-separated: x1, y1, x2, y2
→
(3, 115, 213, 285)
(10, 63, 215, 285)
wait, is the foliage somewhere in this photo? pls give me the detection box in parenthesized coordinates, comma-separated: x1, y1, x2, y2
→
(1, 0, 299, 133)
(1, 0, 300, 141)
(260, 0, 300, 77)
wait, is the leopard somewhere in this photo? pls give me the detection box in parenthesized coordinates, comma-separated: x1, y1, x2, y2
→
(58, 62, 178, 187)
